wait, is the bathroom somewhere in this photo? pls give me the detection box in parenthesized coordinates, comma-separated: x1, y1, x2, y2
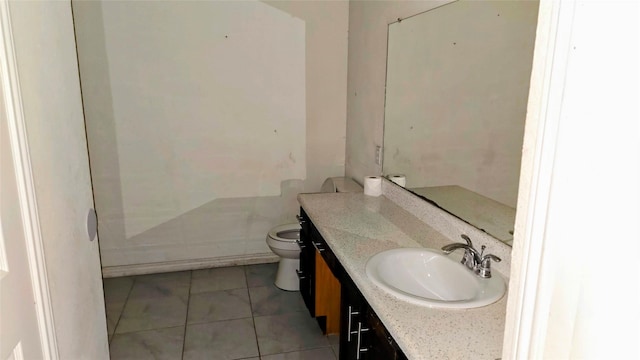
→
(67, 0, 537, 356)
(2, 0, 638, 359)
(70, 1, 352, 357)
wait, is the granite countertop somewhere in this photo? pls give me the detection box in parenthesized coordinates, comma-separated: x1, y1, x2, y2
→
(298, 192, 507, 360)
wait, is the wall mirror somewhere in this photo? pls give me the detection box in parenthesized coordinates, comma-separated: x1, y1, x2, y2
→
(382, 0, 539, 245)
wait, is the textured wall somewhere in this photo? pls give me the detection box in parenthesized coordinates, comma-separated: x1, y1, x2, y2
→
(345, 0, 452, 184)
(383, 1, 538, 207)
(73, 0, 348, 268)
(9, 1, 109, 357)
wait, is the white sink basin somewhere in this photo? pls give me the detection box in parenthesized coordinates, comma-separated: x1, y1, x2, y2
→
(365, 248, 505, 309)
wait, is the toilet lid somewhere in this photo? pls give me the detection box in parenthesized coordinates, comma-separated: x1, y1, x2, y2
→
(268, 223, 300, 243)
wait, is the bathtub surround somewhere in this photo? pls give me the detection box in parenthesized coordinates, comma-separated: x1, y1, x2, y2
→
(73, 0, 349, 273)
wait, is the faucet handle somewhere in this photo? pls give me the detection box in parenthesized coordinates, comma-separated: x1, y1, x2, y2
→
(482, 253, 501, 262)
(476, 253, 501, 278)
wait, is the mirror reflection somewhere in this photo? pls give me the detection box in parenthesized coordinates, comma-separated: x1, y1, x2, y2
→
(382, 0, 539, 245)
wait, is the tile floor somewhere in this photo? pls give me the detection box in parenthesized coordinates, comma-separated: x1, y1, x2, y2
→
(103, 263, 339, 360)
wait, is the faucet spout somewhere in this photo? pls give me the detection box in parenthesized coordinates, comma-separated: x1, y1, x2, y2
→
(442, 242, 475, 255)
(441, 242, 481, 270)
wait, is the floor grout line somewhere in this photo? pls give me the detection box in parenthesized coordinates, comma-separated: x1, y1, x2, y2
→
(106, 264, 336, 359)
(180, 270, 193, 360)
(110, 276, 136, 341)
(244, 265, 263, 358)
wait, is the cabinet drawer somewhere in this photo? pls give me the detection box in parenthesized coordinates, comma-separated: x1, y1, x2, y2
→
(309, 222, 344, 279)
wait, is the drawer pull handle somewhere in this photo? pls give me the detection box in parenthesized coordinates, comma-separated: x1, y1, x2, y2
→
(356, 322, 369, 360)
(295, 269, 306, 280)
(347, 306, 359, 342)
(295, 239, 306, 249)
(296, 214, 306, 225)
(312, 241, 325, 252)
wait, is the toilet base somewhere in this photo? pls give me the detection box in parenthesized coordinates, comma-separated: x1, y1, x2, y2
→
(274, 257, 300, 291)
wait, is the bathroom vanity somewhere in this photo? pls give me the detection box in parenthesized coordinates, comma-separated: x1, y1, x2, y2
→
(298, 208, 406, 359)
(296, 182, 511, 359)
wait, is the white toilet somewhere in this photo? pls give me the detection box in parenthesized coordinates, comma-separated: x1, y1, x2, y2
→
(266, 223, 302, 291)
(266, 177, 363, 291)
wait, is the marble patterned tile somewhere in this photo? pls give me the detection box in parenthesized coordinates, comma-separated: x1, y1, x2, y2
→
(191, 266, 247, 294)
(135, 271, 192, 287)
(131, 271, 191, 301)
(261, 347, 337, 360)
(245, 262, 278, 288)
(115, 273, 190, 333)
(183, 318, 259, 360)
(109, 326, 184, 360)
(103, 276, 134, 336)
(248, 285, 306, 316)
(328, 334, 340, 358)
(187, 288, 252, 324)
(104, 276, 135, 305)
(254, 312, 329, 356)
(116, 294, 189, 333)
(107, 315, 118, 339)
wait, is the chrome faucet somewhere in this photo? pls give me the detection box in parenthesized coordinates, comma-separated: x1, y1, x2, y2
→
(441, 234, 480, 270)
(441, 235, 501, 278)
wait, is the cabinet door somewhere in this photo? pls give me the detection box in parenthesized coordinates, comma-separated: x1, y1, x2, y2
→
(340, 274, 408, 360)
(315, 250, 341, 334)
(298, 209, 315, 316)
(340, 275, 369, 360)
(366, 310, 408, 360)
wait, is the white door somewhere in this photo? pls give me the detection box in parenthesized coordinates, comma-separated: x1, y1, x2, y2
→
(0, 78, 44, 360)
(1, 1, 109, 358)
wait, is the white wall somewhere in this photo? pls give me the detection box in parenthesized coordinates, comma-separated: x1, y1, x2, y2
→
(504, 0, 639, 358)
(8, 1, 109, 357)
(73, 0, 349, 269)
(345, 0, 453, 183)
(383, 1, 538, 207)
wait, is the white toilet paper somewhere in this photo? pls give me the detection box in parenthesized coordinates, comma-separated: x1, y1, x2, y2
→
(388, 174, 406, 187)
(364, 176, 382, 196)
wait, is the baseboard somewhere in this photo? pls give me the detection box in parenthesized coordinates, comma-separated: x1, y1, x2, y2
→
(102, 253, 279, 278)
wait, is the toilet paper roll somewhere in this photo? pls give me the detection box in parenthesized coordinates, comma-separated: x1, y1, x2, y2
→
(388, 174, 406, 187)
(364, 176, 382, 197)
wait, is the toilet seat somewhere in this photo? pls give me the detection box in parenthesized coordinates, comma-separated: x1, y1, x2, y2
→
(268, 223, 300, 244)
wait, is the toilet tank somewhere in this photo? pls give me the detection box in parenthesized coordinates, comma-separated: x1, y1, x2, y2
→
(320, 177, 363, 193)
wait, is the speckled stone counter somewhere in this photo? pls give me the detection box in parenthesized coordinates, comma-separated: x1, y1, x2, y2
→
(297, 191, 508, 360)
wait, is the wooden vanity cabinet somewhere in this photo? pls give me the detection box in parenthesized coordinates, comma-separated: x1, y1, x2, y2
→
(298, 209, 342, 334)
(297, 209, 316, 316)
(299, 209, 407, 360)
(339, 273, 369, 359)
(365, 308, 408, 360)
(340, 274, 407, 360)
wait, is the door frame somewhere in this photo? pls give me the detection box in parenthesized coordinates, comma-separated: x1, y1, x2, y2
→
(502, 0, 573, 357)
(502, 0, 639, 357)
(0, 1, 59, 358)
